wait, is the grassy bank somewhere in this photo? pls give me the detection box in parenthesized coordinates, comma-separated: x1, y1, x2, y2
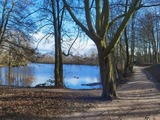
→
(144, 64, 160, 82)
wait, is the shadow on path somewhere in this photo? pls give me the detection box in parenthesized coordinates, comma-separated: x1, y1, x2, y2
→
(60, 66, 160, 120)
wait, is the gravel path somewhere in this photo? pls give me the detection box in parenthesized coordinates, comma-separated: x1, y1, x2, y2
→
(60, 66, 160, 120)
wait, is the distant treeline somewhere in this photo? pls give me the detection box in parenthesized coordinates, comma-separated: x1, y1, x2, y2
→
(32, 53, 99, 65)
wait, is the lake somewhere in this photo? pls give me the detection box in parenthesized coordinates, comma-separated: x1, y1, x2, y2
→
(0, 63, 101, 89)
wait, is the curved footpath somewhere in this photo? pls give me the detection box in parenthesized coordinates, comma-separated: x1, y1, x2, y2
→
(59, 66, 160, 120)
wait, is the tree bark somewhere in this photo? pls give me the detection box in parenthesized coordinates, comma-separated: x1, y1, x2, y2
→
(99, 55, 117, 100)
(51, 0, 63, 87)
(97, 40, 117, 100)
(130, 15, 135, 71)
(124, 28, 130, 76)
(124, 0, 130, 77)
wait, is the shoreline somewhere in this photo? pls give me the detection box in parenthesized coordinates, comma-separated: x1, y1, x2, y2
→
(1, 66, 160, 119)
(31, 61, 99, 66)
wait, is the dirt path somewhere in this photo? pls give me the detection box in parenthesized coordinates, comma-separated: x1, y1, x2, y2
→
(60, 66, 160, 120)
(1, 66, 160, 120)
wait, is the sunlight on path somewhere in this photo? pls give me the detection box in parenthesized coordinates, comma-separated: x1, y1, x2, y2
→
(60, 66, 160, 120)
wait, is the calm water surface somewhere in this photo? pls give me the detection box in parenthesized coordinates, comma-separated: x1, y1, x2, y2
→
(0, 63, 101, 89)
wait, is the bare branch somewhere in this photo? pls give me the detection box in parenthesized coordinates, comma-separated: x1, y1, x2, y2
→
(62, 28, 80, 56)
(102, 0, 139, 58)
(63, 0, 101, 43)
(142, 4, 160, 8)
(84, 0, 95, 34)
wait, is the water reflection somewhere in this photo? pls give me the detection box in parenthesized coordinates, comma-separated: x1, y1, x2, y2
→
(0, 66, 35, 87)
(64, 64, 101, 89)
(0, 70, 2, 85)
(0, 63, 101, 89)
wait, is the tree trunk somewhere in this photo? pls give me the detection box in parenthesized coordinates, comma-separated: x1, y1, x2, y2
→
(54, 35, 63, 87)
(98, 45, 117, 100)
(152, 40, 158, 63)
(52, 0, 63, 87)
(124, 0, 130, 77)
(149, 42, 152, 63)
(130, 15, 135, 71)
(151, 30, 158, 63)
(159, 42, 160, 63)
(54, 18, 63, 87)
(124, 28, 130, 77)
(58, 38, 63, 86)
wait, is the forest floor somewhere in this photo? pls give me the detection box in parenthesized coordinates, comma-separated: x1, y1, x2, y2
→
(0, 65, 160, 120)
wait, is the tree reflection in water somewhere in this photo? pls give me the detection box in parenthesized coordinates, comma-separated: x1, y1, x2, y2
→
(0, 69, 2, 85)
(0, 63, 101, 89)
(4, 66, 35, 87)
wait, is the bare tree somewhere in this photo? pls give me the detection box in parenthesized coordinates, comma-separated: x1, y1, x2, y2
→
(62, 0, 142, 100)
(36, 0, 81, 87)
(0, 0, 36, 66)
(138, 11, 159, 64)
(124, 0, 130, 76)
(51, 0, 64, 87)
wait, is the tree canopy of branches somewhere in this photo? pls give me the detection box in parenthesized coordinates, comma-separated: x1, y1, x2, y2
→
(0, 0, 36, 66)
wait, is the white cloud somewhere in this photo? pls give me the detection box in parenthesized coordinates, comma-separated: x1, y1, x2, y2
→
(73, 39, 96, 55)
(62, 38, 97, 56)
(33, 32, 97, 55)
(33, 32, 54, 53)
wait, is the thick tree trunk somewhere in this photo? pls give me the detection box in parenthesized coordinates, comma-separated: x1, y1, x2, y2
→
(98, 49, 117, 100)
